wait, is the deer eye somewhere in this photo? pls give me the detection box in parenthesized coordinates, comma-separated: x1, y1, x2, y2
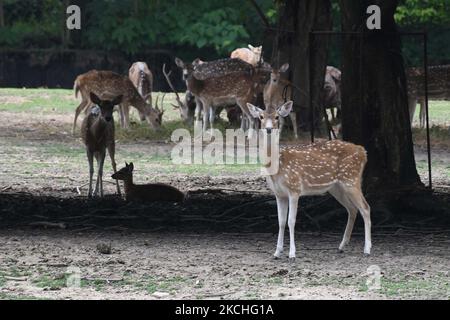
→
(275, 115, 279, 120)
(259, 115, 264, 120)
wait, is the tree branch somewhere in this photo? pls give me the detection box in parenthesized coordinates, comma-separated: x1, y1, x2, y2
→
(248, 0, 270, 28)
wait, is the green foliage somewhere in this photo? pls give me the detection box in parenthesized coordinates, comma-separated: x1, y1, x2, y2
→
(395, 0, 450, 25)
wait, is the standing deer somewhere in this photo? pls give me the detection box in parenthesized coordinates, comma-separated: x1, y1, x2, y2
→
(323, 66, 342, 121)
(81, 92, 122, 198)
(231, 44, 263, 66)
(174, 57, 267, 134)
(128, 62, 154, 122)
(111, 162, 185, 203)
(263, 63, 298, 138)
(73, 70, 162, 134)
(248, 101, 372, 260)
(407, 65, 450, 128)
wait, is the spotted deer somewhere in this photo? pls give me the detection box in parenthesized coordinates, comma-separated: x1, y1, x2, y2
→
(111, 162, 185, 203)
(128, 62, 154, 122)
(175, 57, 267, 134)
(407, 65, 450, 128)
(81, 92, 122, 198)
(73, 70, 162, 134)
(231, 44, 263, 66)
(248, 101, 372, 260)
(263, 63, 298, 138)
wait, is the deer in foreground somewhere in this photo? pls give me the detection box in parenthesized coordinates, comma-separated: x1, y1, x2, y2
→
(407, 65, 450, 128)
(231, 44, 263, 66)
(81, 92, 122, 198)
(128, 62, 154, 122)
(73, 70, 162, 134)
(175, 57, 267, 134)
(263, 63, 298, 138)
(248, 101, 372, 260)
(111, 162, 185, 203)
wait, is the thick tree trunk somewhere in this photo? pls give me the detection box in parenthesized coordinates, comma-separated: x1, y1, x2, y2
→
(0, 0, 4, 28)
(274, 0, 332, 132)
(339, 0, 422, 192)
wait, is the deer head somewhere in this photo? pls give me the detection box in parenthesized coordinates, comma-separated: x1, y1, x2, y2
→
(90, 92, 123, 123)
(111, 162, 134, 181)
(269, 63, 289, 84)
(247, 101, 293, 134)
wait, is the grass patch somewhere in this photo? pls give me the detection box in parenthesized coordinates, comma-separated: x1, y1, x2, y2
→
(142, 275, 189, 294)
(33, 274, 68, 290)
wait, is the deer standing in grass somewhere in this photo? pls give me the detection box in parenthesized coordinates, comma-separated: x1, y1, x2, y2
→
(73, 70, 162, 134)
(111, 162, 185, 203)
(128, 62, 155, 122)
(263, 63, 298, 138)
(81, 92, 122, 198)
(248, 101, 372, 260)
(175, 57, 267, 134)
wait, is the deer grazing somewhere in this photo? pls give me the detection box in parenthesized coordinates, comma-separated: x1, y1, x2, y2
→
(248, 101, 372, 260)
(174, 57, 267, 134)
(81, 92, 122, 198)
(407, 65, 450, 128)
(231, 44, 263, 66)
(128, 62, 154, 122)
(73, 70, 162, 134)
(111, 162, 185, 203)
(263, 63, 298, 138)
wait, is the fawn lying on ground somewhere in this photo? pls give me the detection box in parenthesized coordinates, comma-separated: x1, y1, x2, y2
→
(111, 162, 185, 203)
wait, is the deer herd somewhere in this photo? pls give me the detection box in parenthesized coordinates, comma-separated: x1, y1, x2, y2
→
(70, 42, 448, 259)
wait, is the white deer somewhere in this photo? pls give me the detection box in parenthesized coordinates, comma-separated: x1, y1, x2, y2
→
(248, 101, 372, 260)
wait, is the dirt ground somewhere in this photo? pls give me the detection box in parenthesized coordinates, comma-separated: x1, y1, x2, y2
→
(0, 110, 449, 300)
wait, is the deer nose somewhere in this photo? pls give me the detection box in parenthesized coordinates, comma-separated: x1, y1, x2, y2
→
(105, 116, 112, 122)
(266, 128, 272, 134)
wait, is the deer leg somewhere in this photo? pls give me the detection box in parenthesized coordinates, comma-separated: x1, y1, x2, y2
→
(108, 143, 121, 196)
(73, 100, 88, 135)
(194, 99, 203, 133)
(202, 104, 210, 132)
(419, 98, 426, 129)
(287, 193, 300, 261)
(123, 105, 130, 129)
(290, 112, 298, 139)
(345, 187, 372, 255)
(94, 150, 106, 197)
(209, 106, 216, 134)
(87, 150, 94, 198)
(329, 186, 358, 251)
(274, 196, 289, 259)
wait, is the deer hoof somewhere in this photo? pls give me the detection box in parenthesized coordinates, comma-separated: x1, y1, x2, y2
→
(288, 257, 296, 263)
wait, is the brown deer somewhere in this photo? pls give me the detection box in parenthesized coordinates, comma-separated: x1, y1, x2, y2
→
(323, 66, 342, 121)
(111, 162, 185, 203)
(248, 101, 372, 260)
(81, 92, 122, 198)
(407, 65, 450, 128)
(128, 62, 154, 122)
(73, 70, 162, 134)
(231, 44, 263, 66)
(263, 63, 298, 138)
(174, 57, 267, 134)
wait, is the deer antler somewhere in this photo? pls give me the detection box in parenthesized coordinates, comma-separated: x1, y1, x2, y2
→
(162, 64, 184, 109)
(160, 93, 166, 113)
(154, 95, 160, 111)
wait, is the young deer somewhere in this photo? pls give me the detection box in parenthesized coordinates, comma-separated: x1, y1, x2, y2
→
(248, 101, 372, 260)
(73, 70, 162, 134)
(81, 92, 122, 198)
(231, 44, 263, 66)
(111, 162, 185, 203)
(128, 62, 154, 122)
(175, 57, 266, 134)
(263, 63, 298, 138)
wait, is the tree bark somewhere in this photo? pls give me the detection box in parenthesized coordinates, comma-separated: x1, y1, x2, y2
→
(273, 0, 332, 132)
(339, 0, 422, 192)
(0, 0, 5, 28)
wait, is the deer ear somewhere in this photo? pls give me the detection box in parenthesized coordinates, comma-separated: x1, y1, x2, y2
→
(247, 103, 263, 118)
(112, 95, 123, 105)
(129, 162, 134, 171)
(175, 57, 184, 68)
(248, 44, 255, 50)
(90, 92, 101, 105)
(279, 63, 289, 73)
(277, 101, 293, 118)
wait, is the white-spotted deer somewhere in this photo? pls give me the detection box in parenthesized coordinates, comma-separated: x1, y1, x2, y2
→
(175, 57, 267, 134)
(231, 44, 263, 66)
(73, 70, 162, 134)
(263, 63, 298, 138)
(248, 101, 372, 260)
(81, 92, 122, 198)
(111, 162, 185, 203)
(407, 65, 450, 128)
(128, 62, 154, 122)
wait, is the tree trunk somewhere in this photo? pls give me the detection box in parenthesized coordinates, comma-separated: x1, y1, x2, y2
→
(0, 0, 4, 28)
(273, 0, 332, 132)
(339, 0, 422, 192)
